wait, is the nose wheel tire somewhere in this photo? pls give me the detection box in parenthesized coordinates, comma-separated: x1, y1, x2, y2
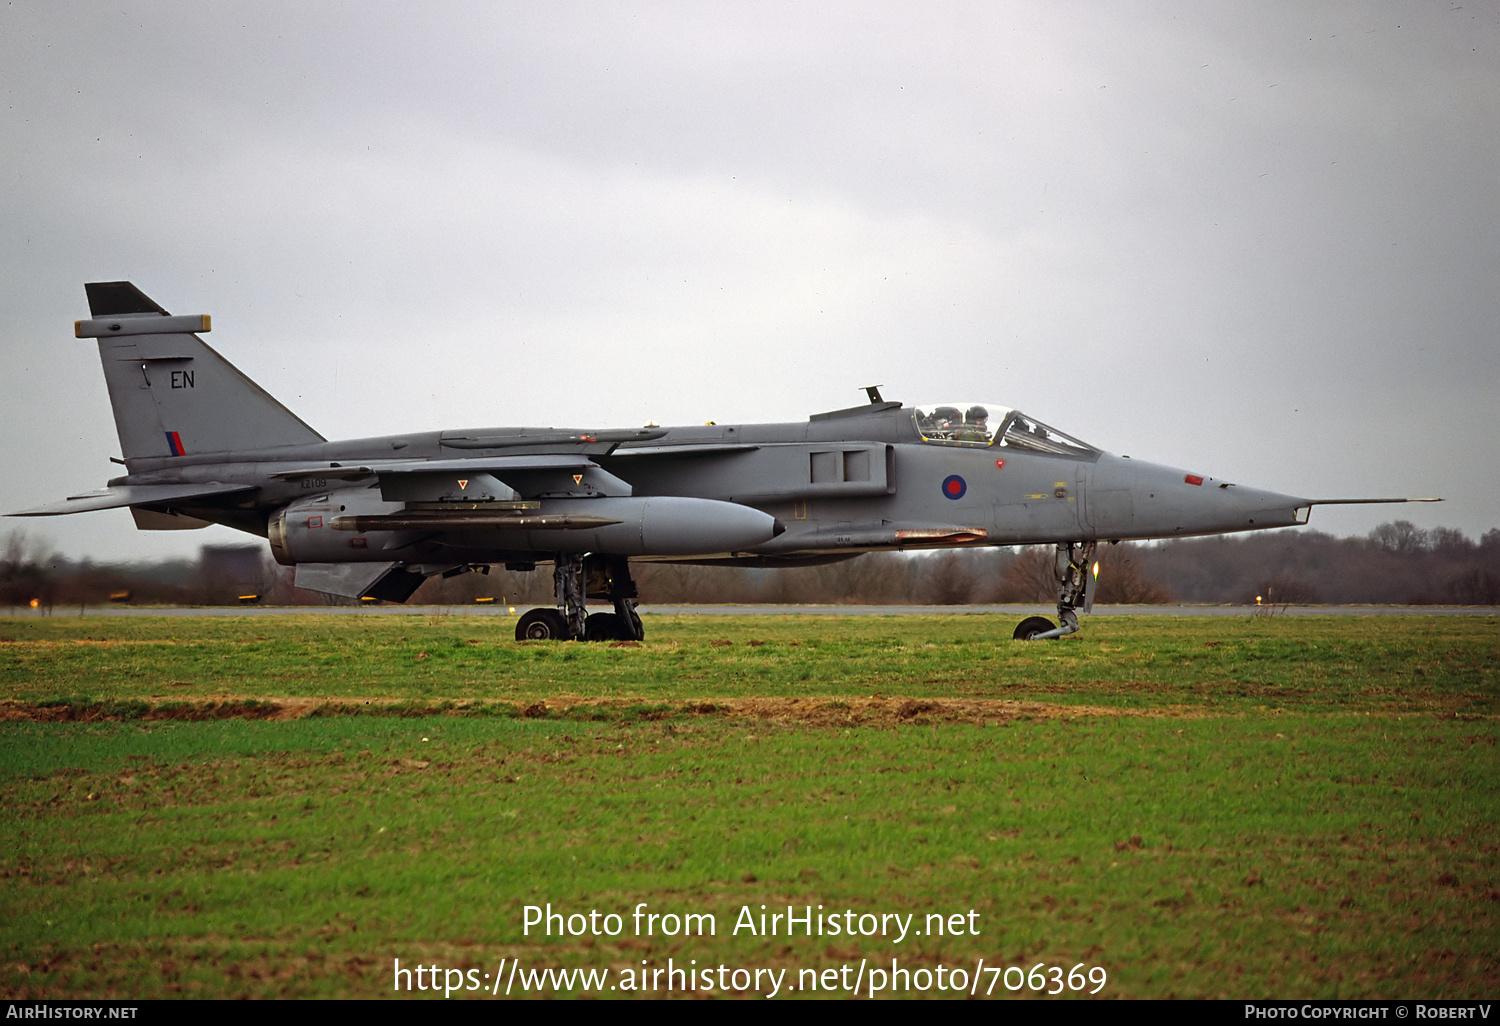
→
(517, 608, 571, 641)
(1013, 616, 1058, 641)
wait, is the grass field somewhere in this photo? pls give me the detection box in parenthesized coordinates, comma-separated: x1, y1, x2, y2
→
(2, 613, 1496, 999)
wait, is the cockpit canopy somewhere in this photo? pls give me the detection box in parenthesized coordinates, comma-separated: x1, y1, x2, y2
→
(911, 403, 1097, 457)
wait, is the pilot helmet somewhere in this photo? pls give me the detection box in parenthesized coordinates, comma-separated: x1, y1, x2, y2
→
(965, 405, 989, 423)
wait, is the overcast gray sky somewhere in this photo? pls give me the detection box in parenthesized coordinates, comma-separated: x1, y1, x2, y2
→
(2, 1, 1495, 563)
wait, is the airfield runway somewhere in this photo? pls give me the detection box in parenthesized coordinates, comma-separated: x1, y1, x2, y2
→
(8, 603, 1496, 617)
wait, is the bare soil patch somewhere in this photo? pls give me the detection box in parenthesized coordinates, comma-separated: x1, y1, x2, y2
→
(0, 695, 1202, 726)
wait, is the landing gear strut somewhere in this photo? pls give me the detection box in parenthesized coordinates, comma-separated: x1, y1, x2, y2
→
(555, 553, 588, 639)
(514, 554, 644, 642)
(1013, 541, 1096, 641)
(585, 555, 645, 642)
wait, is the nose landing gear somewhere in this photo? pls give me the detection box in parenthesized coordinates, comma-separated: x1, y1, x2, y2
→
(1012, 615, 1058, 640)
(1013, 541, 1096, 641)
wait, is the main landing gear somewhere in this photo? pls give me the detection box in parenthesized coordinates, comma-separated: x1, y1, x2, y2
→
(514, 554, 645, 642)
(1013, 541, 1097, 641)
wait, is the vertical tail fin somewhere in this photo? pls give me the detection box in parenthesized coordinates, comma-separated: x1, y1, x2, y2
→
(79, 282, 324, 461)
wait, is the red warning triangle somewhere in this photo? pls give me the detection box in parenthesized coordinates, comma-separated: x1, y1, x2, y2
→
(572, 474, 584, 485)
(457, 479, 469, 490)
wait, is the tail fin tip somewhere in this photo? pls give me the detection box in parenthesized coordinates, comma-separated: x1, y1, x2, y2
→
(85, 281, 169, 317)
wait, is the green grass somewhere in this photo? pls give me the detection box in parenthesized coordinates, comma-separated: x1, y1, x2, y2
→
(1, 614, 1496, 999)
(2, 614, 1495, 714)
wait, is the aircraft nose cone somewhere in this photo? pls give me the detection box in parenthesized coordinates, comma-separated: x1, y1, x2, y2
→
(1161, 477, 1309, 533)
(1090, 455, 1309, 537)
(1211, 483, 1310, 528)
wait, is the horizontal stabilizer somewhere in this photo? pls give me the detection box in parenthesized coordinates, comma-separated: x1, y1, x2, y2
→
(293, 562, 427, 603)
(132, 507, 213, 531)
(7, 482, 255, 517)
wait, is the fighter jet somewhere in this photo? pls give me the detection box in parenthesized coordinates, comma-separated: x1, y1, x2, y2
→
(9, 282, 1439, 641)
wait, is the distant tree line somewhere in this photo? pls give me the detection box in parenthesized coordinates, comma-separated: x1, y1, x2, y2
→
(1125, 522, 1500, 605)
(3, 520, 1497, 611)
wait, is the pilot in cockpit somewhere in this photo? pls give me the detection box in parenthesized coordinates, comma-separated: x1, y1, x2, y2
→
(953, 405, 990, 442)
(930, 406, 962, 438)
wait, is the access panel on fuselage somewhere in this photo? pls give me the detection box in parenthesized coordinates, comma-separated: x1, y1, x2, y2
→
(986, 450, 1089, 545)
(605, 443, 892, 505)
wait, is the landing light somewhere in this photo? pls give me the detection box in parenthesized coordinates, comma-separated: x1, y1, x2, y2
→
(1092, 561, 1100, 579)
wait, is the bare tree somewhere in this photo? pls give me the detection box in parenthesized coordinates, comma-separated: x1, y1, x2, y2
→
(912, 550, 978, 604)
(1, 530, 56, 610)
(1095, 545, 1173, 603)
(995, 546, 1055, 602)
(1369, 520, 1428, 555)
(1445, 568, 1500, 604)
(9, 519, 1496, 609)
(1428, 527, 1474, 556)
(1244, 572, 1320, 605)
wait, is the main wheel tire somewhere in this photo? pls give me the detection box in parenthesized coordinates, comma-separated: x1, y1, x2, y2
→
(1013, 615, 1057, 640)
(516, 608, 570, 641)
(584, 611, 624, 642)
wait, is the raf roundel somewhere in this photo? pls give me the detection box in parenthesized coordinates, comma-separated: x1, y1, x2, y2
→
(941, 474, 967, 500)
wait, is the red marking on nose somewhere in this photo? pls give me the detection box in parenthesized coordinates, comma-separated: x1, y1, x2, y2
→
(1185, 474, 1204, 486)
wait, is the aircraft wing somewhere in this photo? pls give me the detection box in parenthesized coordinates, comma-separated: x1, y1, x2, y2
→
(7, 482, 256, 517)
(269, 454, 600, 480)
(263, 444, 763, 481)
(272, 454, 632, 500)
